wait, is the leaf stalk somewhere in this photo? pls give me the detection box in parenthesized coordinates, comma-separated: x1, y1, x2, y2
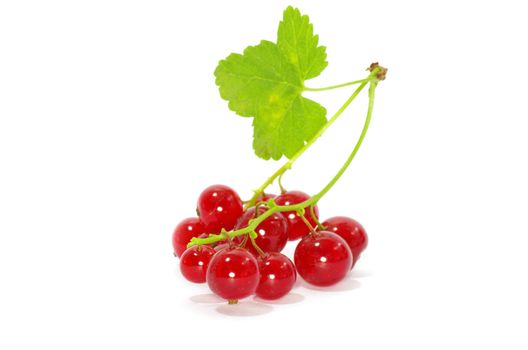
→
(188, 66, 383, 248)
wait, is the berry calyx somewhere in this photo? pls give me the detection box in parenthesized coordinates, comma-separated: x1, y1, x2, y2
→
(179, 245, 215, 283)
(172, 217, 206, 258)
(234, 206, 288, 256)
(321, 216, 368, 267)
(206, 247, 259, 302)
(275, 191, 319, 241)
(256, 253, 296, 300)
(294, 231, 352, 286)
(197, 184, 244, 233)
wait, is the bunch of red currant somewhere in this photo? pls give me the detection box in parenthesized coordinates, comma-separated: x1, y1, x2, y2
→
(172, 184, 368, 304)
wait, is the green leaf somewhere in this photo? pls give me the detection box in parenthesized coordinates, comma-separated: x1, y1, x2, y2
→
(253, 95, 326, 160)
(278, 6, 328, 80)
(214, 7, 328, 160)
(215, 40, 302, 118)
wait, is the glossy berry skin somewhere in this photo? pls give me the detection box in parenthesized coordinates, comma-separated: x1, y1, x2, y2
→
(257, 193, 276, 203)
(294, 231, 352, 287)
(172, 217, 206, 258)
(256, 253, 296, 300)
(275, 191, 319, 241)
(234, 206, 288, 255)
(179, 245, 215, 283)
(197, 185, 243, 233)
(322, 216, 368, 266)
(206, 247, 259, 301)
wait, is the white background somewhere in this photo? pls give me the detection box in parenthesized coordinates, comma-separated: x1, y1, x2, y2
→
(1, 0, 527, 348)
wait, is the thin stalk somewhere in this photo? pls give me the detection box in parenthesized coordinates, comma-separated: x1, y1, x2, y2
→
(304, 78, 366, 92)
(245, 76, 371, 208)
(188, 80, 379, 248)
(310, 81, 377, 203)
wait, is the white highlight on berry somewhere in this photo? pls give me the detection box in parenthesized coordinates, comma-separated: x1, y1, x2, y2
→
(228, 272, 235, 278)
(217, 206, 223, 212)
(269, 274, 276, 280)
(320, 256, 327, 262)
(259, 229, 266, 236)
(288, 213, 296, 220)
(198, 261, 204, 266)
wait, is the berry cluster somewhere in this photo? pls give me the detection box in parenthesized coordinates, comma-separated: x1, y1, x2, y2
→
(172, 184, 368, 304)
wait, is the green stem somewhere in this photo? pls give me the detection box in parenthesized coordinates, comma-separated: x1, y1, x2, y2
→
(310, 81, 376, 203)
(188, 79, 379, 248)
(188, 201, 317, 248)
(277, 173, 286, 194)
(298, 210, 317, 234)
(245, 76, 371, 208)
(310, 204, 324, 230)
(304, 79, 367, 92)
(250, 236, 267, 258)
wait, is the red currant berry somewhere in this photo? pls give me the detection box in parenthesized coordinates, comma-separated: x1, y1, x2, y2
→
(275, 191, 319, 241)
(206, 247, 259, 302)
(321, 216, 368, 266)
(257, 193, 276, 203)
(256, 253, 296, 300)
(197, 185, 243, 233)
(179, 245, 215, 283)
(233, 206, 288, 255)
(294, 231, 352, 286)
(172, 217, 206, 258)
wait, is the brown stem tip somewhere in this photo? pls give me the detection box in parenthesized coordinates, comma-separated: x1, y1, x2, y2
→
(367, 62, 388, 81)
(228, 299, 239, 305)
